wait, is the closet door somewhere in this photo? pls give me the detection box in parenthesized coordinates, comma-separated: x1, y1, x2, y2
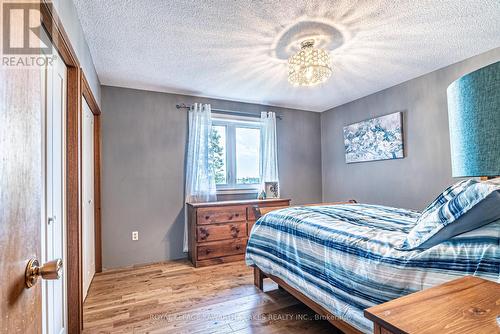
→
(82, 99, 95, 299)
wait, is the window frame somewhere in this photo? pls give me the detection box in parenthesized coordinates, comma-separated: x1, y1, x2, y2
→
(211, 114, 261, 193)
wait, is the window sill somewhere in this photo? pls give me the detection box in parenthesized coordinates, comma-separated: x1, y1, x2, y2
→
(216, 188, 259, 195)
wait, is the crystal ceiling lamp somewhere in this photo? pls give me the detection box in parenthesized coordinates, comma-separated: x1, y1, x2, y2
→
(288, 39, 332, 87)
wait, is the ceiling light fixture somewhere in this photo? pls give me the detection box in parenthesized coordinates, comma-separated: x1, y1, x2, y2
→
(288, 39, 332, 87)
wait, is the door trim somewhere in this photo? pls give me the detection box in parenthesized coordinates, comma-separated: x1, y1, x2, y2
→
(82, 73, 101, 116)
(40, 1, 100, 332)
(81, 73, 102, 273)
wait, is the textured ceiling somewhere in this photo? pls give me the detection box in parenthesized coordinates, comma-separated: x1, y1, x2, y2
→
(73, 0, 500, 112)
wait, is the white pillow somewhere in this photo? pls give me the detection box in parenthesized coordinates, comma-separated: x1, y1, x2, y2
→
(399, 179, 500, 250)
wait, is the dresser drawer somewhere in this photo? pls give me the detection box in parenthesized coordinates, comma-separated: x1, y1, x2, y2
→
(197, 206, 246, 225)
(197, 239, 247, 260)
(197, 222, 247, 243)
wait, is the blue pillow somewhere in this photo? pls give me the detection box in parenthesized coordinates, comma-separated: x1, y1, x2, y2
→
(399, 179, 500, 250)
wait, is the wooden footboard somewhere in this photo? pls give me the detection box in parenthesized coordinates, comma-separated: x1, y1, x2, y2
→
(253, 266, 363, 334)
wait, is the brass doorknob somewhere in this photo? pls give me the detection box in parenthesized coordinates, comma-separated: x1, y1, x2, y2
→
(25, 258, 63, 288)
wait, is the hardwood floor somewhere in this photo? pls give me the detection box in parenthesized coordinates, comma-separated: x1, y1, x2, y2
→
(83, 260, 340, 333)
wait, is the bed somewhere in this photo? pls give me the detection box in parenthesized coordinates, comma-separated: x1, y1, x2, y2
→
(245, 203, 500, 334)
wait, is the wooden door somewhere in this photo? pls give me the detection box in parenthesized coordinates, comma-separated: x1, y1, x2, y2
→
(0, 32, 44, 334)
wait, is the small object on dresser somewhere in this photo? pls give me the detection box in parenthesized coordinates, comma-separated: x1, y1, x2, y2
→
(265, 182, 279, 198)
(364, 276, 500, 334)
(257, 189, 267, 200)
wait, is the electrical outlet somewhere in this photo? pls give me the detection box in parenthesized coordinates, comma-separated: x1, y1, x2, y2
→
(132, 231, 139, 241)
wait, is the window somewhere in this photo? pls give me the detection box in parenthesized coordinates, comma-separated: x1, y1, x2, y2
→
(210, 115, 261, 191)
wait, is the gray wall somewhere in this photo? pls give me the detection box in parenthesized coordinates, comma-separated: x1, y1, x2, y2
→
(321, 47, 500, 210)
(53, 0, 101, 104)
(101, 86, 322, 268)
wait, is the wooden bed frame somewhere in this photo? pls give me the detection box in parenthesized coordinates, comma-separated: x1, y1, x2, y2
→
(251, 201, 363, 334)
(253, 266, 363, 334)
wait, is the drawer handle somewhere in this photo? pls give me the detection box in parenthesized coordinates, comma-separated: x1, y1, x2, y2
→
(199, 228, 210, 240)
(235, 213, 240, 217)
(205, 215, 210, 220)
(230, 225, 240, 237)
(228, 215, 233, 220)
(235, 245, 241, 250)
(205, 249, 211, 255)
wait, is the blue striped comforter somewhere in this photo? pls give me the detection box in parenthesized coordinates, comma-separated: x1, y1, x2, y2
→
(245, 204, 500, 333)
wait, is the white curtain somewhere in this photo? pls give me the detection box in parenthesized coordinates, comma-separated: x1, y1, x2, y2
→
(259, 111, 279, 195)
(183, 103, 216, 252)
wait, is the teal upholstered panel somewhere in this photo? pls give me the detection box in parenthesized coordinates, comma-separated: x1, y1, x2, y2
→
(447, 61, 500, 177)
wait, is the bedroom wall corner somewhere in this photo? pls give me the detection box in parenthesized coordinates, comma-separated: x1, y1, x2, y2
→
(52, 0, 101, 105)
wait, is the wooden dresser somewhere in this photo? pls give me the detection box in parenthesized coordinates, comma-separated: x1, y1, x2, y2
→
(187, 198, 291, 267)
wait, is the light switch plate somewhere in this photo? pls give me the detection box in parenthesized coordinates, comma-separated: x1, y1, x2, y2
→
(132, 231, 139, 241)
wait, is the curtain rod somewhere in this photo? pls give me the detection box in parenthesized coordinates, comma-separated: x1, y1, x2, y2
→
(175, 104, 283, 120)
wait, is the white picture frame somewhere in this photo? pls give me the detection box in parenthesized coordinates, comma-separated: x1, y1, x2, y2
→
(264, 182, 279, 199)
